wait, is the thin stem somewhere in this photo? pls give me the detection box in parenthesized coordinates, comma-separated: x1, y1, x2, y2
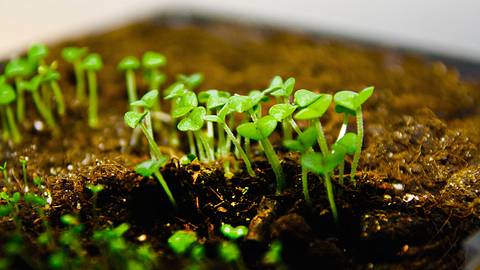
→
(336, 114, 348, 185)
(15, 78, 25, 122)
(87, 71, 98, 128)
(217, 122, 226, 158)
(5, 106, 21, 144)
(74, 61, 85, 101)
(198, 131, 215, 161)
(244, 138, 251, 159)
(282, 98, 292, 140)
(193, 131, 206, 162)
(41, 84, 52, 110)
(350, 108, 364, 185)
(1, 107, 10, 141)
(260, 138, 285, 195)
(324, 173, 338, 224)
(144, 111, 155, 158)
(187, 131, 196, 156)
(313, 118, 329, 156)
(139, 123, 162, 161)
(221, 122, 255, 177)
(21, 161, 27, 192)
(289, 117, 303, 136)
(126, 70, 138, 111)
(206, 109, 214, 147)
(50, 81, 65, 116)
(153, 171, 176, 207)
(32, 91, 57, 130)
(301, 167, 311, 206)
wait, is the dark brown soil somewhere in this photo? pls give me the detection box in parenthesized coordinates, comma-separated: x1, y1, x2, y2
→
(1, 15, 480, 269)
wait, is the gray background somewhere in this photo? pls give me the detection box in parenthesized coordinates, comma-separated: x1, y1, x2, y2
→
(1, 0, 479, 62)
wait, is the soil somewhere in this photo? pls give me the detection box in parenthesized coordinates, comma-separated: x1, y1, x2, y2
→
(1, 15, 480, 269)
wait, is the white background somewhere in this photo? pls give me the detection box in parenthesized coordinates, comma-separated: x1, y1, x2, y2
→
(0, 0, 479, 62)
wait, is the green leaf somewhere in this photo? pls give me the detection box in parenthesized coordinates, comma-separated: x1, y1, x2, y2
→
(228, 95, 252, 113)
(172, 91, 198, 118)
(180, 154, 197, 165)
(220, 224, 248, 240)
(168, 230, 197, 254)
(86, 184, 105, 194)
(294, 94, 332, 120)
(28, 44, 49, 62)
(269, 103, 297, 121)
(22, 76, 42, 93)
(204, 115, 220, 122)
(131, 90, 158, 109)
(301, 152, 344, 176)
(0, 205, 13, 217)
(124, 111, 148, 128)
(5, 58, 33, 78)
(61, 47, 88, 62)
(237, 115, 277, 140)
(142, 51, 166, 69)
(82, 54, 103, 71)
(0, 83, 16, 105)
(354, 86, 374, 107)
(283, 140, 305, 152)
(24, 193, 47, 206)
(60, 214, 79, 226)
(164, 82, 186, 99)
(298, 127, 317, 148)
(294, 89, 320, 107)
(11, 192, 20, 203)
(177, 73, 203, 90)
(332, 132, 357, 155)
(208, 91, 231, 109)
(218, 242, 241, 263)
(38, 63, 61, 82)
(118, 56, 140, 71)
(135, 158, 168, 177)
(177, 106, 206, 131)
(269, 76, 283, 89)
(334, 90, 358, 113)
(271, 77, 295, 97)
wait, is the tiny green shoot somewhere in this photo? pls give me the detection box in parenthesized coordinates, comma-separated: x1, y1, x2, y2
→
(62, 46, 88, 101)
(27, 43, 49, 66)
(0, 83, 21, 143)
(38, 61, 65, 116)
(220, 224, 248, 240)
(82, 53, 103, 128)
(167, 230, 198, 254)
(135, 158, 176, 207)
(4, 58, 34, 121)
(118, 56, 140, 110)
(22, 75, 58, 131)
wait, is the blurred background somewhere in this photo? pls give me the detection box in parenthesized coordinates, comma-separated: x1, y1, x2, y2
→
(1, 0, 479, 62)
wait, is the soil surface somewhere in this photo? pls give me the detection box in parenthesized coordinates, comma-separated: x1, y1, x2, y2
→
(1, 15, 480, 269)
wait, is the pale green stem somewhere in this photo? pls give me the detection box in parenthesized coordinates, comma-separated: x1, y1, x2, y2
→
(302, 167, 311, 206)
(144, 111, 155, 158)
(50, 81, 65, 116)
(313, 118, 329, 156)
(32, 91, 57, 130)
(282, 98, 292, 140)
(126, 70, 138, 111)
(206, 109, 215, 147)
(221, 122, 255, 177)
(15, 78, 25, 122)
(217, 121, 226, 158)
(139, 123, 162, 161)
(289, 117, 302, 136)
(74, 61, 86, 101)
(87, 71, 98, 128)
(1, 107, 10, 141)
(193, 131, 206, 162)
(154, 171, 176, 207)
(260, 138, 285, 195)
(337, 114, 348, 185)
(187, 131, 196, 156)
(5, 106, 21, 144)
(324, 173, 338, 224)
(198, 130, 215, 161)
(350, 108, 364, 185)
(244, 138, 251, 159)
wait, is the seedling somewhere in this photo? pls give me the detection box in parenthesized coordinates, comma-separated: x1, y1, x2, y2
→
(82, 53, 103, 128)
(238, 115, 284, 192)
(283, 127, 318, 205)
(220, 224, 248, 240)
(266, 76, 296, 140)
(39, 61, 65, 115)
(19, 157, 28, 192)
(131, 90, 160, 155)
(118, 56, 140, 110)
(21, 75, 58, 131)
(124, 110, 163, 161)
(57, 214, 84, 268)
(168, 230, 198, 255)
(142, 51, 166, 92)
(93, 223, 130, 254)
(334, 86, 374, 184)
(4, 58, 34, 121)
(0, 162, 8, 188)
(218, 241, 246, 269)
(263, 241, 283, 266)
(28, 43, 49, 66)
(62, 46, 88, 101)
(177, 73, 203, 91)
(301, 132, 358, 223)
(294, 89, 332, 156)
(0, 83, 21, 143)
(135, 158, 176, 207)
(86, 183, 104, 221)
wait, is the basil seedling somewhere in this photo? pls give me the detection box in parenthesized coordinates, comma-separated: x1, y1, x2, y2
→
(82, 53, 103, 128)
(62, 46, 88, 101)
(39, 61, 65, 116)
(22, 75, 58, 131)
(135, 158, 176, 207)
(118, 56, 140, 111)
(0, 83, 21, 143)
(4, 58, 34, 121)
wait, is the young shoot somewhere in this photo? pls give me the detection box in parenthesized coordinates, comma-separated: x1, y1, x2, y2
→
(220, 224, 248, 240)
(38, 61, 65, 116)
(22, 75, 58, 131)
(62, 47, 88, 101)
(168, 230, 198, 255)
(19, 157, 28, 192)
(27, 43, 49, 66)
(82, 53, 103, 128)
(118, 56, 140, 110)
(135, 158, 176, 207)
(294, 89, 332, 156)
(130, 90, 160, 156)
(266, 76, 296, 140)
(334, 86, 374, 184)
(4, 58, 34, 121)
(0, 83, 21, 143)
(124, 110, 162, 161)
(142, 51, 166, 92)
(283, 127, 318, 206)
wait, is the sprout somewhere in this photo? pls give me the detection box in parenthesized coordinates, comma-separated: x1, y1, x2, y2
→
(131, 90, 160, 156)
(142, 51, 167, 92)
(218, 241, 242, 264)
(266, 76, 296, 140)
(177, 73, 203, 91)
(334, 86, 374, 184)
(4, 58, 34, 121)
(237, 115, 285, 194)
(220, 224, 248, 240)
(22, 75, 58, 131)
(62, 46, 88, 101)
(167, 230, 198, 254)
(0, 83, 21, 143)
(124, 111, 162, 161)
(135, 158, 176, 207)
(87, 184, 104, 220)
(294, 89, 332, 156)
(118, 56, 140, 110)
(38, 61, 65, 116)
(283, 127, 317, 205)
(82, 53, 103, 128)
(27, 43, 49, 65)
(19, 157, 28, 192)
(263, 241, 283, 265)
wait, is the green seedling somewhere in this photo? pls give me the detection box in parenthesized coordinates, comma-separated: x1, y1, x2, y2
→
(82, 53, 103, 128)
(0, 83, 21, 143)
(0, 162, 8, 188)
(135, 159, 176, 207)
(87, 183, 104, 221)
(28, 43, 49, 66)
(220, 224, 248, 240)
(218, 241, 246, 270)
(178, 106, 215, 162)
(334, 86, 374, 184)
(39, 61, 65, 115)
(237, 115, 285, 194)
(93, 223, 130, 254)
(118, 56, 140, 110)
(4, 58, 34, 121)
(142, 51, 166, 91)
(294, 89, 332, 156)
(283, 127, 318, 205)
(62, 46, 88, 101)
(21, 75, 58, 131)
(300, 132, 358, 223)
(124, 110, 163, 161)
(19, 157, 28, 192)
(177, 73, 203, 90)
(263, 241, 283, 266)
(57, 214, 84, 267)
(167, 230, 198, 254)
(131, 90, 160, 155)
(180, 153, 197, 165)
(198, 90, 231, 151)
(266, 76, 296, 140)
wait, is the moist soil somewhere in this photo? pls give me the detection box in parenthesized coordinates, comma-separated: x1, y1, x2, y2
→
(1, 15, 480, 269)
